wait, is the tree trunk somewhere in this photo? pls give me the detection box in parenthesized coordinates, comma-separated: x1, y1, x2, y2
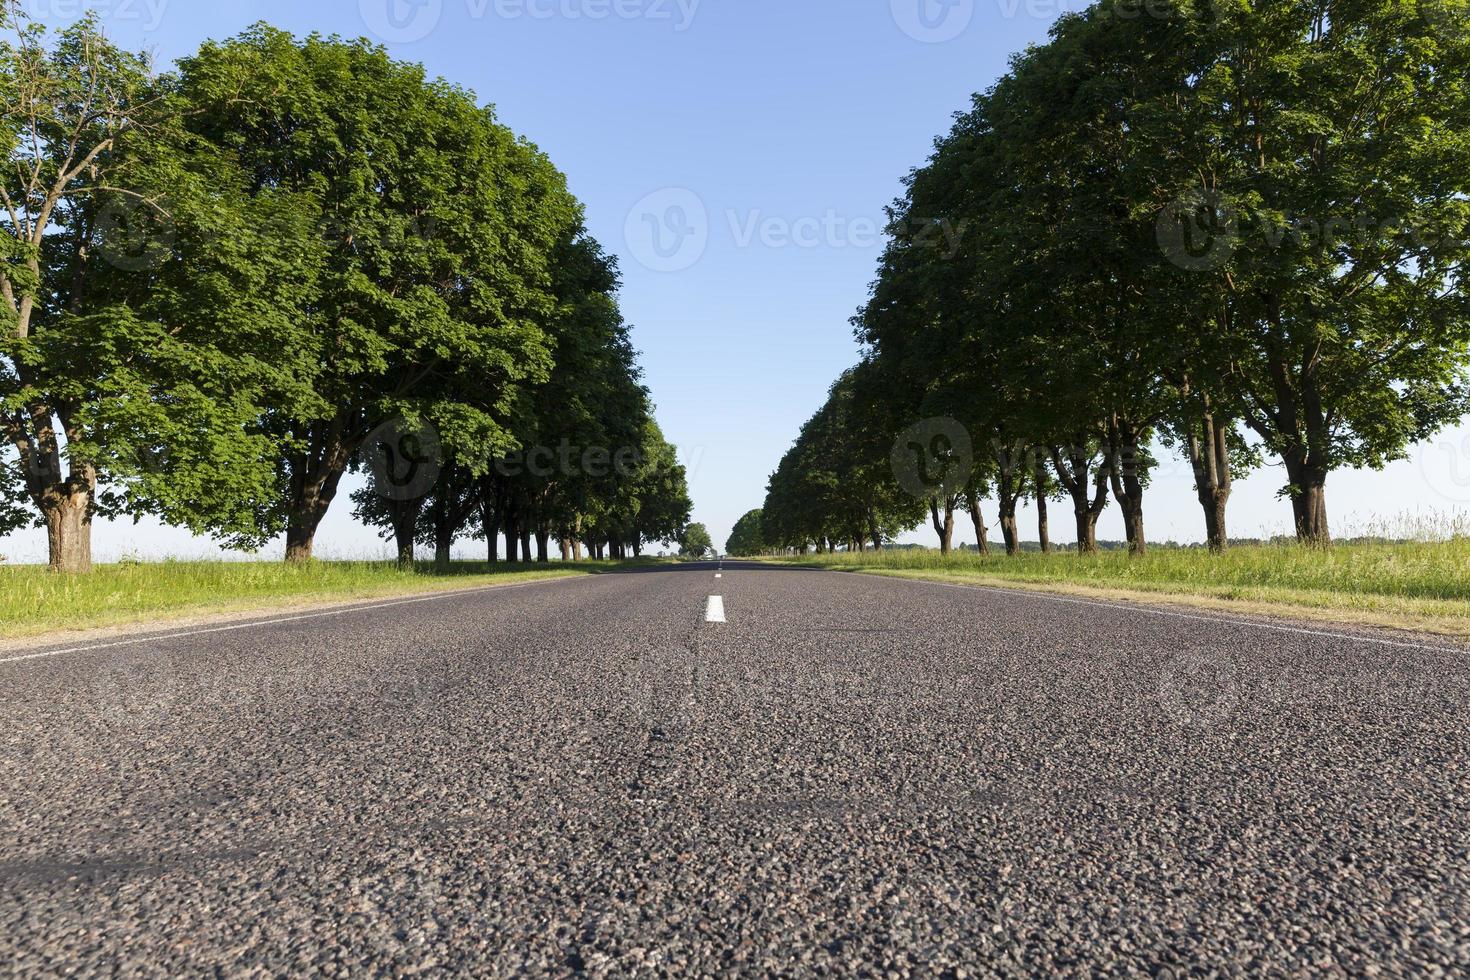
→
(1105, 416, 1148, 557)
(1284, 452, 1331, 546)
(998, 507, 1019, 557)
(521, 530, 533, 561)
(42, 483, 93, 574)
(968, 496, 990, 556)
(285, 516, 317, 564)
(995, 440, 1027, 557)
(1186, 402, 1233, 554)
(633, 540, 643, 557)
(535, 530, 550, 563)
(1033, 455, 1052, 554)
(389, 498, 423, 571)
(930, 497, 955, 555)
(1052, 441, 1108, 555)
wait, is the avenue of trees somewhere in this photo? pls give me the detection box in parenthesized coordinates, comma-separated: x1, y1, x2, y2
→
(1, 9, 692, 572)
(763, 0, 1469, 557)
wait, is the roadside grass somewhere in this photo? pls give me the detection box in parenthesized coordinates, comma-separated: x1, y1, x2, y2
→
(0, 558, 664, 642)
(760, 540, 1470, 639)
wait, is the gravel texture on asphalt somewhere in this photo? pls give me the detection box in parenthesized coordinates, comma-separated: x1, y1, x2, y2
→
(2, 561, 1468, 976)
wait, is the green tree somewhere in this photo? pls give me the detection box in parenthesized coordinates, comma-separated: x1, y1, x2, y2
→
(679, 522, 713, 559)
(2, 7, 323, 571)
(178, 27, 580, 562)
(725, 509, 766, 557)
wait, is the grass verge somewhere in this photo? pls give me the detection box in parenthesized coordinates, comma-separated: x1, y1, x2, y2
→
(759, 542, 1470, 640)
(0, 559, 663, 643)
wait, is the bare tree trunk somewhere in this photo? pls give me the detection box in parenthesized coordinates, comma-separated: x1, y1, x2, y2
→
(504, 517, 520, 563)
(1284, 451, 1331, 546)
(1051, 440, 1108, 555)
(1186, 401, 1234, 554)
(930, 497, 956, 554)
(995, 440, 1027, 557)
(1033, 453, 1052, 554)
(41, 482, 94, 574)
(1105, 415, 1148, 556)
(968, 495, 990, 556)
(535, 530, 550, 563)
(434, 533, 452, 573)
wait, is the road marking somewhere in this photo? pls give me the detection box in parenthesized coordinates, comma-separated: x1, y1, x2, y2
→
(0, 575, 592, 666)
(716, 573, 722, 579)
(900, 578, 1470, 654)
(706, 596, 726, 623)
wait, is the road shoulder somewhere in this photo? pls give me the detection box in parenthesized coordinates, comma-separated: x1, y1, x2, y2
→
(759, 562, 1470, 647)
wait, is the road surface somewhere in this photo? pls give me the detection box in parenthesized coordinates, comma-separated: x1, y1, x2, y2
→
(2, 561, 1468, 975)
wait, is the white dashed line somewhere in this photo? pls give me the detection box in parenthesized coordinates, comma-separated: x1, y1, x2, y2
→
(706, 596, 726, 623)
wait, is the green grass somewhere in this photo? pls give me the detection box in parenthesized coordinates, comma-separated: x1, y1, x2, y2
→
(761, 540, 1470, 637)
(0, 559, 661, 642)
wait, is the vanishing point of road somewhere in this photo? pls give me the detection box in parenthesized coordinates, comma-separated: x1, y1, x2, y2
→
(3, 562, 1467, 975)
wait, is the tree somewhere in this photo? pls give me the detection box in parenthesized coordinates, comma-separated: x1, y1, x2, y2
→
(679, 523, 713, 559)
(725, 509, 766, 557)
(177, 27, 580, 562)
(1155, 0, 1470, 544)
(2, 7, 324, 571)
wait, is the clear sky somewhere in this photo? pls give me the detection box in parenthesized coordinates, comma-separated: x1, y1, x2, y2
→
(5, 0, 1468, 561)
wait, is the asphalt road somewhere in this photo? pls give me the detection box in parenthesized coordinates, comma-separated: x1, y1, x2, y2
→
(3, 561, 1468, 976)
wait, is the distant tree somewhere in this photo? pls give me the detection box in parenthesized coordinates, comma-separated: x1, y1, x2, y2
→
(679, 522, 713, 559)
(725, 509, 767, 557)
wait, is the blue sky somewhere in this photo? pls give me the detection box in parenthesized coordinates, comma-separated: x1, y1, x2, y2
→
(5, 0, 1468, 560)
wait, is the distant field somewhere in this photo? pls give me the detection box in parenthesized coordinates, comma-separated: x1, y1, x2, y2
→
(0, 560, 657, 642)
(761, 541, 1470, 639)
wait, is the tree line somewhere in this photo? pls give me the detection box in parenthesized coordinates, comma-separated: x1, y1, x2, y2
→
(1, 8, 692, 572)
(759, 0, 1469, 557)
